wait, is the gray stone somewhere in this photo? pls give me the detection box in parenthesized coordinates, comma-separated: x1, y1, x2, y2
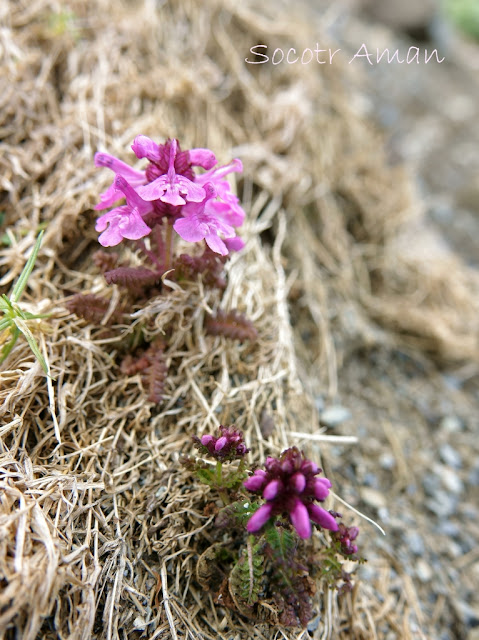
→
(439, 443, 462, 469)
(439, 415, 463, 433)
(440, 467, 464, 494)
(320, 405, 352, 427)
(379, 452, 396, 470)
(404, 531, 425, 556)
(416, 559, 433, 582)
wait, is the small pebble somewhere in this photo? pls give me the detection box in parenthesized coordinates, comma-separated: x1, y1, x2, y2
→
(307, 615, 320, 632)
(132, 616, 147, 630)
(320, 405, 352, 427)
(416, 559, 433, 582)
(439, 415, 463, 433)
(404, 531, 425, 556)
(379, 452, 396, 470)
(440, 467, 463, 494)
(360, 487, 387, 510)
(426, 494, 457, 518)
(439, 444, 462, 469)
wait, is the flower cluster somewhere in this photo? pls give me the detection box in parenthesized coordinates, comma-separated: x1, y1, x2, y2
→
(192, 425, 250, 462)
(244, 447, 339, 539)
(94, 137, 245, 255)
(332, 523, 360, 556)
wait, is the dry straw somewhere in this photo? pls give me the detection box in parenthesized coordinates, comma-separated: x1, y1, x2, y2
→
(1, 0, 477, 638)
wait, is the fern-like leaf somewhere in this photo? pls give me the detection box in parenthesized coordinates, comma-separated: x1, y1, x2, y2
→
(104, 266, 160, 288)
(142, 341, 168, 403)
(174, 247, 227, 289)
(66, 293, 123, 324)
(120, 353, 150, 375)
(229, 536, 265, 610)
(93, 250, 119, 273)
(205, 309, 258, 342)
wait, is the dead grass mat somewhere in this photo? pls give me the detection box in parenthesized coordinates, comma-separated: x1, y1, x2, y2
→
(1, 0, 477, 638)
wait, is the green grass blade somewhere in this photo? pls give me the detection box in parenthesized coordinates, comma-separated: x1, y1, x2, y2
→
(0, 326, 21, 363)
(11, 231, 44, 303)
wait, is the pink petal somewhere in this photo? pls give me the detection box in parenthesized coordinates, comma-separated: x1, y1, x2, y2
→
(173, 216, 207, 243)
(114, 175, 152, 215)
(246, 503, 273, 533)
(263, 479, 282, 500)
(205, 234, 228, 256)
(188, 148, 217, 169)
(95, 207, 151, 247)
(94, 152, 145, 181)
(97, 224, 124, 247)
(223, 236, 245, 252)
(307, 504, 339, 531)
(131, 135, 161, 162)
(95, 182, 123, 210)
(175, 176, 205, 203)
(290, 500, 311, 539)
(201, 435, 214, 446)
(209, 200, 245, 228)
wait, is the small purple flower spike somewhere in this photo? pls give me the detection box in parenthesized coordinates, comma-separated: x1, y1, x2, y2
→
(244, 447, 339, 538)
(332, 523, 360, 556)
(192, 425, 250, 462)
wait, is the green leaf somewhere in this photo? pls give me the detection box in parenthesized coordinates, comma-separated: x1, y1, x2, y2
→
(11, 231, 44, 303)
(13, 316, 49, 375)
(229, 536, 265, 608)
(196, 467, 217, 486)
(265, 526, 295, 564)
(0, 326, 21, 363)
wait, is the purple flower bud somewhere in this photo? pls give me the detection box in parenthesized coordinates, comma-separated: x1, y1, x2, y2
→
(307, 504, 338, 531)
(263, 479, 283, 500)
(201, 435, 214, 447)
(247, 503, 273, 533)
(265, 456, 278, 472)
(244, 471, 268, 492)
(290, 472, 306, 493)
(348, 526, 359, 541)
(313, 477, 331, 500)
(301, 460, 319, 475)
(214, 436, 227, 451)
(290, 500, 311, 539)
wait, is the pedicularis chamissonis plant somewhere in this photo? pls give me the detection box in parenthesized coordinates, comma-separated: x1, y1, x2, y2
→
(67, 137, 257, 403)
(185, 428, 365, 628)
(94, 137, 245, 256)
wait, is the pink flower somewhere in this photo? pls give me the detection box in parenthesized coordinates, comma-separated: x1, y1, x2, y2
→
(95, 175, 152, 247)
(94, 152, 146, 210)
(195, 159, 246, 227)
(132, 135, 216, 171)
(173, 183, 240, 256)
(244, 447, 338, 539)
(137, 139, 205, 206)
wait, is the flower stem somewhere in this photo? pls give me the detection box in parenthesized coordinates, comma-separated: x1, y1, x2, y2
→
(164, 222, 173, 270)
(215, 461, 231, 505)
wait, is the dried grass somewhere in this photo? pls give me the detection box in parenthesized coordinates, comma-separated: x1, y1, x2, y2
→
(1, 0, 477, 638)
